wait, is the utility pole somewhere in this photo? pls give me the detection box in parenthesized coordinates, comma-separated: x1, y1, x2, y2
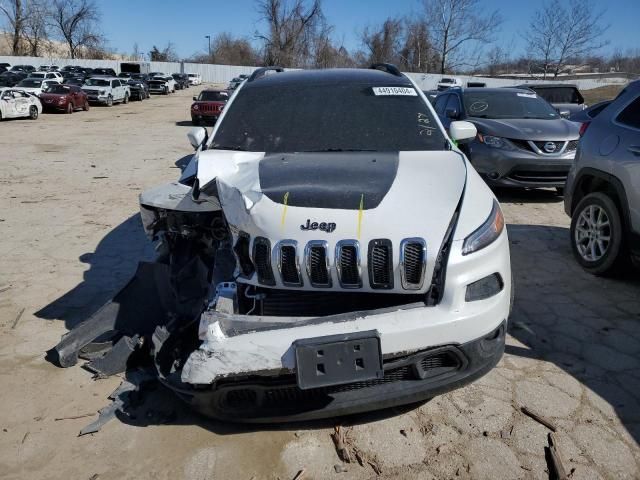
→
(205, 35, 211, 61)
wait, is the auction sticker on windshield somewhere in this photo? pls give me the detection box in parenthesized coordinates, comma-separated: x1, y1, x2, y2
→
(372, 86, 417, 96)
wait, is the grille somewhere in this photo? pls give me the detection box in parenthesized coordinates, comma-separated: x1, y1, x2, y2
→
(368, 239, 393, 289)
(234, 232, 254, 277)
(279, 243, 302, 286)
(219, 350, 463, 414)
(533, 140, 566, 154)
(336, 241, 361, 288)
(566, 140, 579, 151)
(252, 237, 275, 286)
(306, 241, 331, 287)
(199, 103, 221, 113)
(508, 139, 533, 152)
(401, 239, 426, 289)
(507, 169, 569, 183)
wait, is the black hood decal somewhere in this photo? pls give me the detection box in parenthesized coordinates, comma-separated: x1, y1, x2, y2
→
(259, 152, 398, 210)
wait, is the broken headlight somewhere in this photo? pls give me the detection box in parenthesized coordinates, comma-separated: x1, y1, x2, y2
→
(462, 200, 504, 255)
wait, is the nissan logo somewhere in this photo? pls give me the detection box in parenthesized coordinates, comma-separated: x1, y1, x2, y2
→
(543, 141, 557, 153)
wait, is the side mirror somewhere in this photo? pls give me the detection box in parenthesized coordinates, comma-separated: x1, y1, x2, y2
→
(193, 96, 197, 101)
(449, 121, 477, 144)
(187, 127, 207, 150)
(559, 109, 571, 119)
(446, 108, 459, 120)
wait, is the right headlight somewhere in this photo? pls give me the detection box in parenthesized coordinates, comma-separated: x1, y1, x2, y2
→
(462, 200, 505, 255)
(478, 134, 514, 150)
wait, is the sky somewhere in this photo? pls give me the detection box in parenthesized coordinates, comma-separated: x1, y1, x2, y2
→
(100, 0, 640, 60)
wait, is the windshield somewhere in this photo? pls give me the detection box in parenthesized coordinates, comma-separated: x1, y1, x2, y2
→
(462, 90, 560, 120)
(30, 73, 45, 78)
(530, 86, 583, 104)
(66, 78, 84, 85)
(212, 83, 446, 152)
(47, 85, 71, 94)
(18, 79, 42, 87)
(85, 78, 110, 86)
(198, 91, 228, 101)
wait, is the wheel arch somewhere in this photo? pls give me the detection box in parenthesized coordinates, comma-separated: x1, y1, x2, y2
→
(571, 167, 638, 254)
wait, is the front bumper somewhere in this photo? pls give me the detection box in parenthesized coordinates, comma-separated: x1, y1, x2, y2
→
(191, 112, 219, 123)
(467, 141, 575, 188)
(87, 94, 110, 104)
(157, 230, 511, 422)
(162, 321, 506, 422)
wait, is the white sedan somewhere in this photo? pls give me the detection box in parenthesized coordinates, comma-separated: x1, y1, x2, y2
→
(28, 71, 63, 83)
(0, 88, 42, 120)
(14, 78, 58, 96)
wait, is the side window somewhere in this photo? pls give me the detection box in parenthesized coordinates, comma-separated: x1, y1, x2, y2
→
(112, 80, 120, 88)
(434, 95, 448, 115)
(616, 96, 640, 130)
(445, 95, 461, 116)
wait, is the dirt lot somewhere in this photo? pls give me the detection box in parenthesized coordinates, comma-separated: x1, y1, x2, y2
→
(0, 85, 639, 480)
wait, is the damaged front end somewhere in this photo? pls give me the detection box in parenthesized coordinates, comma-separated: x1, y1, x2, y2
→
(52, 144, 510, 422)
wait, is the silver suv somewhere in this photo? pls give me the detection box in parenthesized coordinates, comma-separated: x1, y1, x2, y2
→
(564, 80, 640, 275)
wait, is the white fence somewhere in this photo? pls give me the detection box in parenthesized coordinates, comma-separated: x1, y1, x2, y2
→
(0, 55, 630, 90)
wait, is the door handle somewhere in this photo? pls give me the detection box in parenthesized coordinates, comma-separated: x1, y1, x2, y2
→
(629, 146, 640, 155)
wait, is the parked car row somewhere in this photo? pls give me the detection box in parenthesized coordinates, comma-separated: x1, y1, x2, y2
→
(1, 62, 205, 120)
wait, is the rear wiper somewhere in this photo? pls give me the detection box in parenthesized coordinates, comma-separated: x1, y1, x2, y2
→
(211, 144, 247, 151)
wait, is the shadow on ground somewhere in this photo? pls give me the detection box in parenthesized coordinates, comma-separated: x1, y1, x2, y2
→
(35, 213, 640, 442)
(493, 187, 564, 204)
(34, 213, 154, 330)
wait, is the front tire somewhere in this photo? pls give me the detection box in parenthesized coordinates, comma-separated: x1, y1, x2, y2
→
(123, 93, 129, 104)
(570, 192, 625, 275)
(66, 102, 73, 114)
(106, 95, 113, 107)
(83, 100, 89, 111)
(29, 105, 38, 119)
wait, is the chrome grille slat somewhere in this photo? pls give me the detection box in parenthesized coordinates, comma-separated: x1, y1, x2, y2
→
(400, 238, 427, 290)
(252, 237, 275, 286)
(335, 240, 361, 288)
(368, 239, 393, 289)
(305, 241, 331, 287)
(276, 240, 302, 287)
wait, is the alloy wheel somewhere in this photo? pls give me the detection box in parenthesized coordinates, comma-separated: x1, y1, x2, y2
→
(574, 204, 611, 262)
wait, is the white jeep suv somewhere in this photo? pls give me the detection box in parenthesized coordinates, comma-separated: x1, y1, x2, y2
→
(53, 65, 512, 422)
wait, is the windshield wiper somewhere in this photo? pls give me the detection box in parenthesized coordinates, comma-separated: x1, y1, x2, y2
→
(212, 144, 247, 151)
(299, 148, 377, 152)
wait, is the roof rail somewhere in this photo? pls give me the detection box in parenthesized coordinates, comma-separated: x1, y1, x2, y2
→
(248, 66, 284, 82)
(369, 63, 402, 77)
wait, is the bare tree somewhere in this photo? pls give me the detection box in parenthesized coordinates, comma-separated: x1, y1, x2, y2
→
(525, 0, 608, 78)
(360, 18, 403, 65)
(255, 0, 325, 67)
(209, 32, 259, 66)
(149, 43, 178, 62)
(49, 0, 101, 59)
(399, 19, 438, 72)
(523, 0, 562, 78)
(423, 0, 502, 74)
(551, 0, 609, 77)
(0, 0, 25, 55)
(23, 0, 49, 57)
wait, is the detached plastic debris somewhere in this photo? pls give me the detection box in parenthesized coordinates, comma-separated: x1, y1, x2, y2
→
(79, 369, 155, 436)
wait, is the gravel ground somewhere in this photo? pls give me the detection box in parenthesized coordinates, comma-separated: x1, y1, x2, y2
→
(0, 85, 638, 479)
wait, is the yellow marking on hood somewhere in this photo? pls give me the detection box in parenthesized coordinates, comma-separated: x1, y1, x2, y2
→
(357, 194, 364, 239)
(281, 191, 290, 231)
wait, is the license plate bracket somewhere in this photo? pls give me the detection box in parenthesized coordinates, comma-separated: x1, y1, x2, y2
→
(294, 330, 383, 390)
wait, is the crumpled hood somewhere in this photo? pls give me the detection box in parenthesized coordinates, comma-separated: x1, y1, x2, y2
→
(471, 118, 580, 141)
(196, 149, 466, 293)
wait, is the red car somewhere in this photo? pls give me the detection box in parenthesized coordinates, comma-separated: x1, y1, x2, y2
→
(191, 89, 228, 125)
(39, 84, 89, 113)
